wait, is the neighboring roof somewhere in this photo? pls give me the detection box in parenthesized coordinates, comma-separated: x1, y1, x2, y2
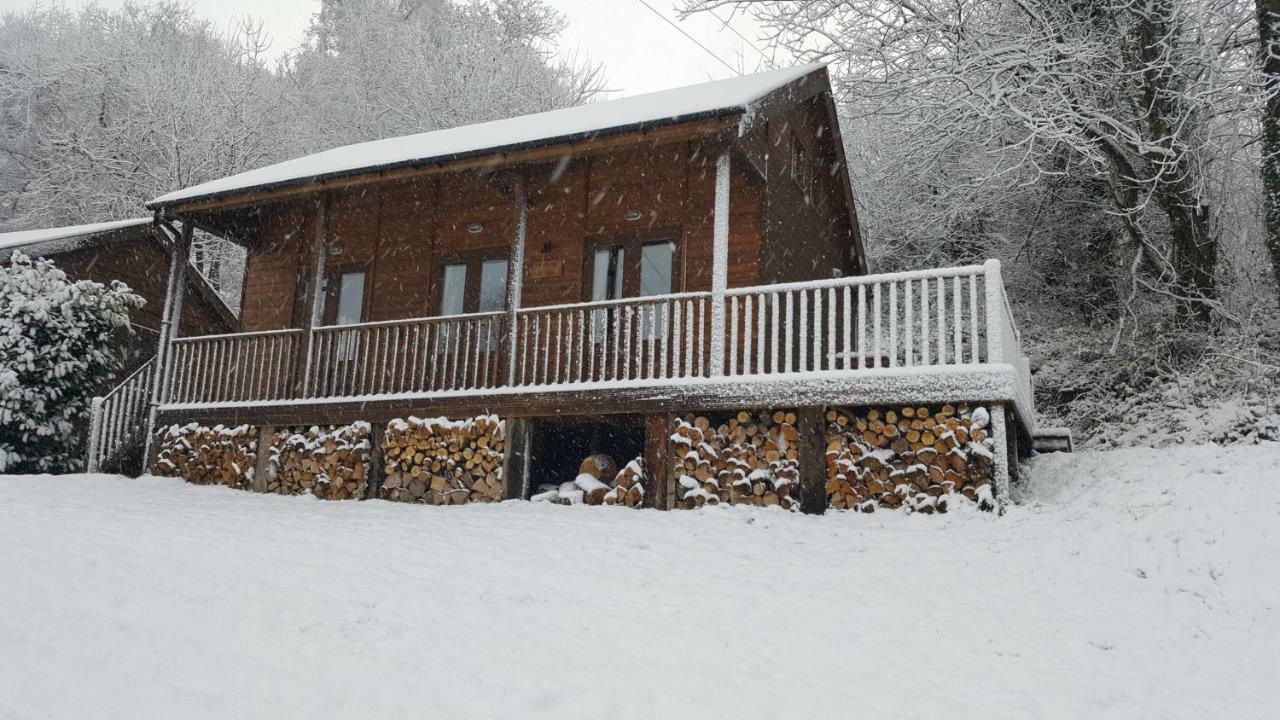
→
(0, 218, 153, 257)
(149, 64, 826, 210)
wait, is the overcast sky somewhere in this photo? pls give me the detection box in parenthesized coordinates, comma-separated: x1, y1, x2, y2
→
(0, 0, 780, 98)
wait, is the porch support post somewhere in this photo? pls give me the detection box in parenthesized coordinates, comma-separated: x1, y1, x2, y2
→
(141, 221, 191, 474)
(504, 176, 528, 387)
(297, 196, 328, 398)
(709, 150, 730, 377)
(796, 406, 827, 515)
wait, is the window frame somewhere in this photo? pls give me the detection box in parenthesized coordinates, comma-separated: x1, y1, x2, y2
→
(429, 249, 510, 317)
(581, 229, 683, 302)
(321, 263, 372, 326)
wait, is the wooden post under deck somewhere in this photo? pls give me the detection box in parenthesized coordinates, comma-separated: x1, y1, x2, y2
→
(797, 406, 827, 515)
(502, 417, 531, 500)
(642, 414, 672, 509)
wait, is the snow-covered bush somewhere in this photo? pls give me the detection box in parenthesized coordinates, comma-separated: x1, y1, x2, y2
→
(0, 252, 142, 473)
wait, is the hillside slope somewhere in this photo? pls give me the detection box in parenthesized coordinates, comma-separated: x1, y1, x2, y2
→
(1, 444, 1277, 719)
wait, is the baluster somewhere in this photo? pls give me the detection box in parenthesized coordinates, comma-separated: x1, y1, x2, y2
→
(889, 281, 898, 368)
(574, 309, 584, 383)
(872, 284, 881, 369)
(936, 277, 947, 364)
(742, 295, 753, 375)
(810, 288, 821, 371)
(542, 314, 553, 385)
(623, 305, 634, 381)
(952, 275, 962, 364)
(729, 296, 739, 376)
(921, 279, 930, 366)
(784, 291, 794, 373)
(969, 274, 980, 363)
(755, 293, 766, 376)
(667, 300, 679, 378)
(684, 301, 695, 377)
(518, 315, 529, 386)
(770, 292, 780, 373)
(799, 289, 810, 372)
(842, 286, 853, 370)
(857, 284, 867, 370)
(827, 287, 836, 372)
(429, 322, 441, 391)
(905, 280, 914, 367)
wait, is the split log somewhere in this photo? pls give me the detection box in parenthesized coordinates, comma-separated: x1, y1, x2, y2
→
(152, 423, 257, 490)
(266, 422, 371, 500)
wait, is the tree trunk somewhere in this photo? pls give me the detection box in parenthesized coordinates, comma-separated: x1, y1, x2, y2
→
(1259, 0, 1280, 309)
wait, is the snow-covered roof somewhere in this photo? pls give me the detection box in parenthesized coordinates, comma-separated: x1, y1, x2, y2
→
(149, 64, 826, 209)
(0, 218, 154, 256)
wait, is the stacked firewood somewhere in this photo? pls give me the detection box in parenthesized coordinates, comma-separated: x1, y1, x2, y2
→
(379, 415, 505, 505)
(825, 404, 995, 513)
(670, 411, 800, 511)
(266, 423, 371, 500)
(152, 423, 256, 490)
(530, 454, 644, 507)
(602, 458, 645, 507)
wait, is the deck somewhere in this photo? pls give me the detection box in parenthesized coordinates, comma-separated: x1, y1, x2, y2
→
(88, 262, 1034, 471)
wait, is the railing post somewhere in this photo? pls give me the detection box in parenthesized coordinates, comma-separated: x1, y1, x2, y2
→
(983, 259, 1003, 364)
(504, 177, 528, 387)
(297, 196, 328, 398)
(709, 150, 731, 377)
(141, 221, 191, 473)
(86, 396, 104, 473)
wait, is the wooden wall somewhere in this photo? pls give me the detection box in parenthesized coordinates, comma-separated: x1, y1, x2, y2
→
(236, 138, 771, 332)
(51, 235, 231, 339)
(758, 96, 858, 285)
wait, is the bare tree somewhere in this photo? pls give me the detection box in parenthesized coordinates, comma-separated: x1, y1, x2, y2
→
(1260, 0, 1280, 308)
(686, 0, 1268, 322)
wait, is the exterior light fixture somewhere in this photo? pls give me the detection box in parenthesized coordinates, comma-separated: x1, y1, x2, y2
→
(467, 222, 484, 234)
(624, 210, 643, 222)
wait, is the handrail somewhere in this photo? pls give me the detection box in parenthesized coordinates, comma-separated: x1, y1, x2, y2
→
(312, 311, 505, 333)
(171, 327, 304, 343)
(724, 264, 986, 296)
(517, 290, 711, 314)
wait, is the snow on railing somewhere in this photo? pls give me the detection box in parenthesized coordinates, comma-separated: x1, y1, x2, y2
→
(86, 358, 155, 473)
(308, 313, 504, 397)
(167, 328, 303, 404)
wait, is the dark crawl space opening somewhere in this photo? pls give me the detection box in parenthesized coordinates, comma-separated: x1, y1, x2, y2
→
(524, 415, 645, 495)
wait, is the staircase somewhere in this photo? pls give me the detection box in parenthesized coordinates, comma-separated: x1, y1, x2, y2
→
(86, 358, 156, 475)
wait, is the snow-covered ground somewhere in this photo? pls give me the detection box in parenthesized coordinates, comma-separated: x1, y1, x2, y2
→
(2, 445, 1277, 720)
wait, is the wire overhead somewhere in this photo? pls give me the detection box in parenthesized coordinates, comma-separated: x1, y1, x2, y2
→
(631, 0, 742, 76)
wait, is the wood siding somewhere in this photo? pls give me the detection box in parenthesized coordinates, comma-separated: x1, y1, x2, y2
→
(237, 138, 771, 331)
(50, 236, 231, 339)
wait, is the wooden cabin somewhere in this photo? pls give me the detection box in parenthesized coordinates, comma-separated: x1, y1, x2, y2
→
(87, 65, 1035, 514)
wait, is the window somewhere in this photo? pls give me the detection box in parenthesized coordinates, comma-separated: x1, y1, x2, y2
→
(588, 239, 676, 341)
(435, 254, 508, 350)
(322, 268, 367, 326)
(322, 268, 367, 362)
(435, 255, 507, 315)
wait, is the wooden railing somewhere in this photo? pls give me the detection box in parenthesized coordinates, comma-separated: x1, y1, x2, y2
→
(86, 358, 155, 472)
(308, 313, 503, 397)
(167, 328, 302, 404)
(512, 293, 712, 386)
(156, 262, 1029, 411)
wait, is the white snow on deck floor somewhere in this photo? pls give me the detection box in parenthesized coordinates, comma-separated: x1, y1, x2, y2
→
(2, 444, 1278, 719)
